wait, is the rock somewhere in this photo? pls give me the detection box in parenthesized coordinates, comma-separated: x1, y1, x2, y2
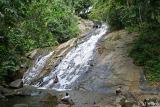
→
(40, 92, 58, 102)
(0, 81, 9, 88)
(148, 101, 156, 106)
(40, 92, 58, 106)
(0, 93, 5, 99)
(91, 106, 100, 107)
(26, 49, 38, 59)
(20, 64, 27, 68)
(56, 38, 77, 55)
(78, 19, 94, 35)
(0, 85, 12, 97)
(116, 95, 126, 104)
(0, 86, 10, 93)
(123, 100, 135, 107)
(119, 99, 135, 107)
(56, 104, 71, 107)
(93, 21, 102, 28)
(13, 104, 28, 107)
(9, 79, 23, 88)
(0, 85, 23, 97)
(116, 95, 136, 107)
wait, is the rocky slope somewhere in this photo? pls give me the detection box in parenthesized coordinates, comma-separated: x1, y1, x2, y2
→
(86, 30, 160, 107)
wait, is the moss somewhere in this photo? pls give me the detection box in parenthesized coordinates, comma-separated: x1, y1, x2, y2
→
(130, 27, 160, 82)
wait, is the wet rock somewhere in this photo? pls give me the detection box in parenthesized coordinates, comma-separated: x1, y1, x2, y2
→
(0, 81, 9, 88)
(119, 99, 135, 107)
(40, 92, 58, 106)
(0, 93, 5, 99)
(116, 95, 136, 107)
(78, 19, 94, 35)
(93, 21, 102, 28)
(91, 106, 100, 107)
(148, 101, 156, 106)
(143, 97, 160, 107)
(9, 79, 23, 88)
(91, 30, 141, 92)
(55, 38, 77, 56)
(123, 100, 135, 107)
(0, 86, 10, 93)
(116, 95, 126, 103)
(56, 104, 71, 107)
(13, 104, 28, 107)
(0, 85, 12, 98)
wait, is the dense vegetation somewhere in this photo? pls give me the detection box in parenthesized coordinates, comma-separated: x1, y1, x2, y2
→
(89, 0, 160, 81)
(0, 0, 80, 82)
(0, 0, 159, 82)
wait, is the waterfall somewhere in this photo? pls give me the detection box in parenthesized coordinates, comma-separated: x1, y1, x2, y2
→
(79, 6, 93, 15)
(23, 24, 108, 90)
(23, 52, 54, 84)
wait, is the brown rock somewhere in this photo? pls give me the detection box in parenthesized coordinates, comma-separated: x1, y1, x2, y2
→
(26, 49, 38, 59)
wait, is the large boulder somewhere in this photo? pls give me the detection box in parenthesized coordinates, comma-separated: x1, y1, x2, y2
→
(9, 79, 23, 88)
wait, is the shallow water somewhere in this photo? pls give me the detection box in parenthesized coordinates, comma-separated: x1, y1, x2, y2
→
(0, 89, 115, 107)
(0, 96, 41, 107)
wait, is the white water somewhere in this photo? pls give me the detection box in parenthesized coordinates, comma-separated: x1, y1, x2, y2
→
(80, 6, 93, 15)
(23, 24, 107, 90)
(34, 24, 108, 90)
(23, 52, 54, 84)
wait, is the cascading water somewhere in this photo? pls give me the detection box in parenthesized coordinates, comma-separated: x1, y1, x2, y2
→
(23, 24, 108, 90)
(23, 52, 54, 84)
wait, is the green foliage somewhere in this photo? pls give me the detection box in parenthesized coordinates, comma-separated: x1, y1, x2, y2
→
(89, 0, 124, 30)
(0, 0, 79, 82)
(64, 0, 93, 14)
(89, 0, 160, 30)
(130, 26, 160, 81)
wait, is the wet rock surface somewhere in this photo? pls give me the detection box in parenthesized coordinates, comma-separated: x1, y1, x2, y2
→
(77, 30, 140, 93)
(56, 104, 71, 107)
(75, 30, 160, 106)
(9, 79, 23, 88)
(40, 92, 58, 107)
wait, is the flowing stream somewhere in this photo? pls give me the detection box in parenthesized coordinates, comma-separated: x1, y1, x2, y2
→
(23, 24, 108, 90)
(23, 52, 54, 84)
